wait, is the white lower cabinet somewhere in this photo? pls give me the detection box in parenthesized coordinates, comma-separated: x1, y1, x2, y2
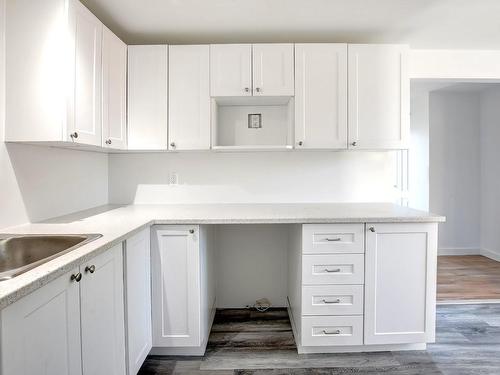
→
(364, 223, 438, 345)
(0, 244, 126, 375)
(80, 245, 126, 375)
(124, 229, 152, 375)
(0, 268, 82, 375)
(288, 222, 438, 353)
(151, 225, 215, 355)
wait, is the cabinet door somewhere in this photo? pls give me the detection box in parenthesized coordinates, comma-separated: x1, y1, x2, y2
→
(210, 44, 252, 96)
(1, 269, 82, 375)
(253, 44, 294, 96)
(125, 229, 152, 375)
(364, 223, 437, 345)
(68, 0, 103, 146)
(80, 244, 126, 375)
(168, 45, 210, 150)
(102, 27, 127, 149)
(348, 44, 409, 149)
(152, 225, 201, 347)
(295, 44, 347, 149)
(128, 45, 168, 150)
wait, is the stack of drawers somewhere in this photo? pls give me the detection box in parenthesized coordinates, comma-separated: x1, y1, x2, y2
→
(300, 224, 365, 346)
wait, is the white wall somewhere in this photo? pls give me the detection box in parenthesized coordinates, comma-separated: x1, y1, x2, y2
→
(479, 87, 500, 260)
(108, 151, 399, 204)
(409, 88, 430, 211)
(0, 0, 109, 228)
(429, 91, 481, 253)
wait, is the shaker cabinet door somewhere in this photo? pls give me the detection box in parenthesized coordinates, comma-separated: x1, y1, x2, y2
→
(364, 223, 437, 345)
(295, 44, 347, 149)
(210, 44, 252, 97)
(80, 245, 126, 375)
(348, 44, 409, 149)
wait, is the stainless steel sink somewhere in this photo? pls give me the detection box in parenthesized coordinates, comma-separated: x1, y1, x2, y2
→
(0, 234, 102, 281)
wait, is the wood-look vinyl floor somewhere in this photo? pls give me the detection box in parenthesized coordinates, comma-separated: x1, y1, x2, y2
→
(437, 255, 500, 301)
(138, 304, 500, 375)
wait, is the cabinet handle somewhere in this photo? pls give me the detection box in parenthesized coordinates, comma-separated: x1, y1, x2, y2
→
(105, 139, 112, 145)
(244, 87, 250, 93)
(71, 272, 82, 282)
(322, 298, 341, 304)
(325, 238, 341, 242)
(70, 132, 78, 139)
(351, 141, 357, 146)
(324, 268, 341, 273)
(170, 142, 176, 149)
(322, 329, 341, 335)
(369, 227, 375, 233)
(85, 265, 96, 274)
(298, 141, 303, 146)
(189, 229, 195, 234)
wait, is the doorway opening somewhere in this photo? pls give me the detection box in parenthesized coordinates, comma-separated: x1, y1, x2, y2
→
(410, 81, 500, 303)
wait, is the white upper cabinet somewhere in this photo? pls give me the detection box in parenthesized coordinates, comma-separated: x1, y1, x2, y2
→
(80, 245, 126, 375)
(253, 44, 294, 96)
(102, 26, 127, 149)
(128, 45, 168, 150)
(210, 44, 294, 97)
(364, 223, 437, 345)
(69, 0, 103, 146)
(210, 44, 252, 96)
(348, 44, 409, 149)
(168, 45, 211, 150)
(5, 0, 105, 146)
(294, 44, 347, 149)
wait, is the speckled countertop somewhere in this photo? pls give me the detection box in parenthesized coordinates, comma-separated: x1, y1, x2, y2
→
(0, 203, 445, 310)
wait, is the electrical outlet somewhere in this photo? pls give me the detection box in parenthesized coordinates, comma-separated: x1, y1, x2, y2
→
(169, 172, 178, 185)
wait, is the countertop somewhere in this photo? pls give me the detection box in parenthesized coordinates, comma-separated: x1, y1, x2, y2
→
(0, 203, 445, 310)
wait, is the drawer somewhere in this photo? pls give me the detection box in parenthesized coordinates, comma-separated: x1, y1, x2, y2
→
(302, 285, 364, 315)
(301, 316, 363, 346)
(302, 224, 364, 254)
(302, 254, 364, 285)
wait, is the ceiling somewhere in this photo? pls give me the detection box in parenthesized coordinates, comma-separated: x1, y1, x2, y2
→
(81, 0, 500, 48)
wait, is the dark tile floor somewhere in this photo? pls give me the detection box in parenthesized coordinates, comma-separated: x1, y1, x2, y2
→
(138, 304, 500, 375)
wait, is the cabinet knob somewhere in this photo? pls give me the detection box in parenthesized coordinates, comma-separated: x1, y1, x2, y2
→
(189, 229, 195, 234)
(351, 141, 357, 147)
(71, 272, 82, 282)
(255, 87, 261, 93)
(85, 265, 96, 274)
(70, 132, 78, 139)
(244, 87, 250, 93)
(369, 226, 375, 233)
(170, 142, 176, 149)
(298, 141, 303, 146)
(105, 139, 112, 145)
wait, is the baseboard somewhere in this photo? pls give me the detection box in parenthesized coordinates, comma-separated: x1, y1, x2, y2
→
(438, 247, 480, 256)
(480, 248, 500, 262)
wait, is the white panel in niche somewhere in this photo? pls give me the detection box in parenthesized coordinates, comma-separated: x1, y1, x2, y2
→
(216, 105, 290, 146)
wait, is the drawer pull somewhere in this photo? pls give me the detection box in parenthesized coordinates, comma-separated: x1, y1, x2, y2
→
(322, 298, 341, 304)
(324, 268, 341, 273)
(325, 238, 341, 242)
(322, 329, 341, 335)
